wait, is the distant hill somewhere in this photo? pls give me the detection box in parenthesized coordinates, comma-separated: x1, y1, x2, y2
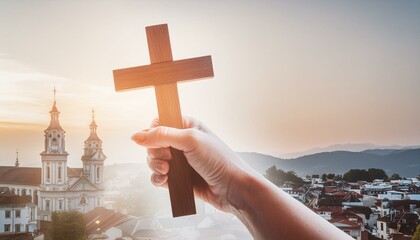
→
(104, 149, 420, 181)
(240, 148, 420, 177)
(280, 143, 420, 158)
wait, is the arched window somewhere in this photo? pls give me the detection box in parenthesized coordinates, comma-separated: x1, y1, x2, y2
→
(21, 189, 26, 195)
(80, 196, 87, 205)
(51, 138, 58, 151)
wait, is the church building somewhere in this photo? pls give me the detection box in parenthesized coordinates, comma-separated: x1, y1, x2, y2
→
(38, 98, 107, 221)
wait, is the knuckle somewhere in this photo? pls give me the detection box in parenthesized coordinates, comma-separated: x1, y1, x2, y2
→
(183, 128, 201, 151)
(184, 128, 200, 143)
(156, 126, 169, 139)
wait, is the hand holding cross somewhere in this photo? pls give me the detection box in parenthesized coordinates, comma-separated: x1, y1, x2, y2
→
(113, 24, 214, 217)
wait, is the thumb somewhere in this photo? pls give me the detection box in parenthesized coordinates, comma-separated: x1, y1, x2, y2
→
(131, 126, 199, 152)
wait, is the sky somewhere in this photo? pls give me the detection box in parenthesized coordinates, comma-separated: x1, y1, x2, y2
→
(0, 0, 420, 167)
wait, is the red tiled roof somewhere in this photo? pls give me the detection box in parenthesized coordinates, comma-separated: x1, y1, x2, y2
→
(84, 207, 129, 235)
(0, 167, 41, 185)
(313, 206, 343, 214)
(341, 206, 373, 219)
(330, 219, 360, 228)
(0, 195, 32, 204)
(0, 166, 84, 185)
(68, 167, 83, 178)
(324, 187, 336, 193)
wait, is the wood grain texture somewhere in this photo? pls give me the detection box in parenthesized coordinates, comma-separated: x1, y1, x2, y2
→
(146, 24, 173, 63)
(154, 83, 197, 217)
(146, 24, 197, 217)
(113, 56, 213, 91)
(112, 23, 214, 217)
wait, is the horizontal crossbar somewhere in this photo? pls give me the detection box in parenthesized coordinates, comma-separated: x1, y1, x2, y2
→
(113, 55, 213, 91)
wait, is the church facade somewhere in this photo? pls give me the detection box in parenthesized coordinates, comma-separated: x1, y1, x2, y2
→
(36, 99, 107, 221)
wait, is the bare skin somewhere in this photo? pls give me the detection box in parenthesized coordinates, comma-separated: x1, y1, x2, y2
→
(132, 117, 351, 240)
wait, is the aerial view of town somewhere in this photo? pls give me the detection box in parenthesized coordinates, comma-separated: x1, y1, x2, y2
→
(0, 97, 418, 239)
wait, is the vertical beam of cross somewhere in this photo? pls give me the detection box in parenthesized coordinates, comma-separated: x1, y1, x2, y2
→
(113, 24, 214, 217)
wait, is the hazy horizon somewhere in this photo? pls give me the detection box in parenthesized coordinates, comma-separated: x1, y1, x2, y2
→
(1, 1, 420, 167)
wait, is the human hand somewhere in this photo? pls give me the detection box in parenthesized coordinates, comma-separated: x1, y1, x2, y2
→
(131, 117, 254, 212)
(132, 117, 352, 240)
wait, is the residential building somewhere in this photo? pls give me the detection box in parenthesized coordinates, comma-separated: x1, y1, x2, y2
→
(0, 193, 36, 234)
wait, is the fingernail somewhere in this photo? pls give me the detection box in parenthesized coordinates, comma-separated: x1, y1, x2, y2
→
(131, 130, 148, 142)
(154, 162, 163, 173)
(155, 174, 164, 183)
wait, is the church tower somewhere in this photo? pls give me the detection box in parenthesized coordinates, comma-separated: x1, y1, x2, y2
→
(38, 89, 69, 220)
(81, 110, 106, 189)
(40, 90, 68, 191)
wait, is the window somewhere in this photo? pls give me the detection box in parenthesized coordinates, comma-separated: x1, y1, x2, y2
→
(380, 222, 384, 231)
(15, 210, 21, 218)
(5, 210, 11, 218)
(68, 200, 72, 210)
(59, 200, 63, 210)
(52, 138, 58, 151)
(4, 224, 10, 232)
(96, 167, 100, 181)
(15, 224, 21, 232)
(58, 166, 62, 181)
(97, 198, 101, 206)
(80, 196, 87, 205)
(45, 199, 50, 211)
(47, 165, 51, 180)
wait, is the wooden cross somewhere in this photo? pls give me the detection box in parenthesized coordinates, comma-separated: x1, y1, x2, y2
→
(113, 24, 214, 217)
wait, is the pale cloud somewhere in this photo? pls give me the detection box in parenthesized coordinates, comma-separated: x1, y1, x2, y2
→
(0, 57, 71, 123)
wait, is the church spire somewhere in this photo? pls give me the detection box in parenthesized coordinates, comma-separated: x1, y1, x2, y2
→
(82, 109, 106, 186)
(15, 148, 19, 167)
(87, 108, 99, 140)
(45, 87, 63, 132)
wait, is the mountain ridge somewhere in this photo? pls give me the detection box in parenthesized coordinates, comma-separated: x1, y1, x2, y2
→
(239, 148, 420, 177)
(104, 148, 420, 180)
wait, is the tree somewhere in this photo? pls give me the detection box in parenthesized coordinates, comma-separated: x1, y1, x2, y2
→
(51, 210, 86, 240)
(264, 166, 304, 187)
(389, 173, 402, 180)
(367, 168, 388, 181)
(343, 168, 388, 182)
(412, 224, 420, 240)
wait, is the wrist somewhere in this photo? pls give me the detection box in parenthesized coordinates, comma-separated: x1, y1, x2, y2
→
(226, 170, 261, 214)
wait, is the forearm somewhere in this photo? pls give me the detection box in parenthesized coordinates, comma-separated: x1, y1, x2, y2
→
(227, 172, 351, 240)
